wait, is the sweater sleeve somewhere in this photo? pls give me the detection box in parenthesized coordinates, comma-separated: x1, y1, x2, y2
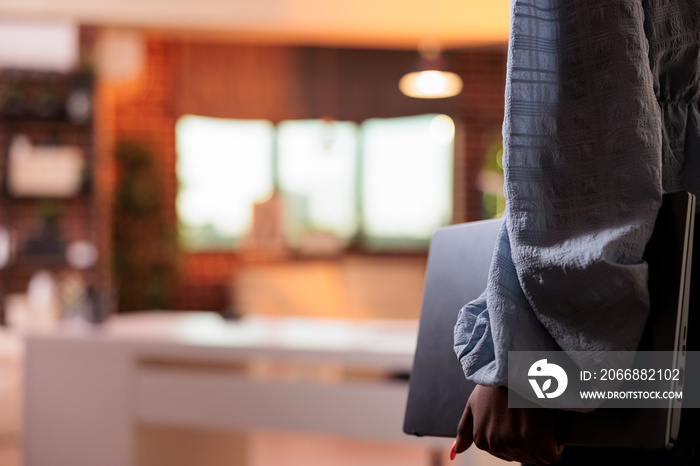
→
(455, 0, 665, 398)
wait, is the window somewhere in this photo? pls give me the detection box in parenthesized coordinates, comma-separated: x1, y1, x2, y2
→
(175, 114, 454, 252)
(360, 114, 454, 249)
(277, 119, 359, 245)
(176, 116, 274, 250)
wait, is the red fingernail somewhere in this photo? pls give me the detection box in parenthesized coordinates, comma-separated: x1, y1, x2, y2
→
(450, 440, 457, 461)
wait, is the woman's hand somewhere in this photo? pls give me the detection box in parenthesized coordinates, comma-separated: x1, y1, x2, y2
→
(452, 384, 564, 465)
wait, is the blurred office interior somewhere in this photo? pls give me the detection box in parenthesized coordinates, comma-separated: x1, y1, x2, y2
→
(0, 2, 510, 465)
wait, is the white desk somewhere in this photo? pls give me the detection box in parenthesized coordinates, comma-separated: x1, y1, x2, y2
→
(23, 312, 496, 466)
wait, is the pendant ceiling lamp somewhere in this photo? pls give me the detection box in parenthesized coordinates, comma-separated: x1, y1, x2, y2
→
(399, 43, 463, 99)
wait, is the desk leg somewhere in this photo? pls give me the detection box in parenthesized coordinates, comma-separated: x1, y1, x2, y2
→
(24, 339, 134, 466)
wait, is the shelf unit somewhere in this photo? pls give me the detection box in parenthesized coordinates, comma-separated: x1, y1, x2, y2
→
(0, 69, 98, 325)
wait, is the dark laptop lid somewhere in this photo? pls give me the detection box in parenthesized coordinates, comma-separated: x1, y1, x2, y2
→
(403, 218, 502, 437)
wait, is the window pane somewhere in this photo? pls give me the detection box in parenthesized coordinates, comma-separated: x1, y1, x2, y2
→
(176, 115, 274, 250)
(361, 114, 454, 249)
(277, 119, 359, 244)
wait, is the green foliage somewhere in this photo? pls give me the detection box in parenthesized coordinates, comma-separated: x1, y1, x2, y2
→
(113, 141, 177, 312)
(480, 139, 506, 219)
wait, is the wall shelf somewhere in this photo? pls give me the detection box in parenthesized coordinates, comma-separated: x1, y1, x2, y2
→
(0, 69, 98, 325)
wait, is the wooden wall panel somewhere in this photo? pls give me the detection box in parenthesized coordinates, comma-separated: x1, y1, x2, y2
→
(175, 44, 303, 122)
(173, 42, 457, 123)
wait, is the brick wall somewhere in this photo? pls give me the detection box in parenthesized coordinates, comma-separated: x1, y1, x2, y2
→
(97, 34, 507, 312)
(452, 47, 508, 222)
